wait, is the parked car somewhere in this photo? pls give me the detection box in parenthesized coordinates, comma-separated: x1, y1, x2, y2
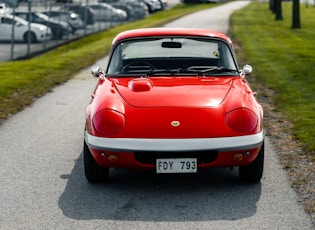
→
(14, 12, 71, 39)
(84, 28, 265, 183)
(0, 3, 12, 15)
(114, 8, 128, 21)
(122, 0, 149, 19)
(42, 10, 84, 34)
(158, 0, 167, 9)
(142, 0, 162, 13)
(60, 4, 96, 25)
(107, 3, 133, 20)
(0, 15, 52, 43)
(85, 3, 127, 21)
(99, 0, 149, 20)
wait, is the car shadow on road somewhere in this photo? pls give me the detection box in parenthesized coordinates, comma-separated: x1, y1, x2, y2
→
(59, 151, 261, 221)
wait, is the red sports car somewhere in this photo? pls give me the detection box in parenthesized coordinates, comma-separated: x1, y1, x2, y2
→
(84, 28, 264, 183)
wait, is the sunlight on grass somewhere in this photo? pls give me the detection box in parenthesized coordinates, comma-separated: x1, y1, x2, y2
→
(231, 1, 315, 154)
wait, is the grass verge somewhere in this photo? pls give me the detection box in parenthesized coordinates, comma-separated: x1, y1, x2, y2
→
(230, 1, 315, 219)
(0, 3, 217, 121)
(230, 1, 315, 156)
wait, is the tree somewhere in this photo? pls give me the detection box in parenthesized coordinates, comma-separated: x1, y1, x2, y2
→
(274, 0, 283, 20)
(269, 0, 275, 13)
(292, 0, 301, 28)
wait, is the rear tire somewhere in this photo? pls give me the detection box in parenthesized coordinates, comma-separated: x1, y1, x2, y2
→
(84, 140, 109, 183)
(239, 142, 264, 183)
(23, 31, 37, 43)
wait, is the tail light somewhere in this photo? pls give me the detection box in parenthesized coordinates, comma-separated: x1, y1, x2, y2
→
(93, 109, 125, 135)
(225, 108, 258, 133)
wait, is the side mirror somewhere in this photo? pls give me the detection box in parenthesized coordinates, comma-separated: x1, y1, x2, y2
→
(91, 66, 104, 79)
(241, 64, 252, 78)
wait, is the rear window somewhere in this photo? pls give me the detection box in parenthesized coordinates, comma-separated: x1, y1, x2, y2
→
(107, 37, 237, 75)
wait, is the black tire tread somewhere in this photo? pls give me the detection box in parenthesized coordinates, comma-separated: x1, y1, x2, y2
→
(239, 142, 264, 183)
(23, 31, 37, 43)
(84, 140, 109, 183)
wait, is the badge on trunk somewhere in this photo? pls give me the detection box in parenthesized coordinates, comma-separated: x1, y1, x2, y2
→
(171, 121, 180, 127)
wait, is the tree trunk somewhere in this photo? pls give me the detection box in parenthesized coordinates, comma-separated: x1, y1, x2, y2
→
(292, 0, 301, 28)
(274, 0, 283, 20)
(270, 0, 275, 13)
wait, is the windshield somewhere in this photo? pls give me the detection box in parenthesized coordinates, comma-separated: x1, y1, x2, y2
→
(107, 37, 238, 75)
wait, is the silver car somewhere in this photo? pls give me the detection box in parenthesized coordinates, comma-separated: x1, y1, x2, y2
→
(42, 10, 85, 34)
(0, 15, 52, 43)
(86, 3, 127, 21)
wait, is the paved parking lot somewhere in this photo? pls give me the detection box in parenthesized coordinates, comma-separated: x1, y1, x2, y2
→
(0, 0, 179, 62)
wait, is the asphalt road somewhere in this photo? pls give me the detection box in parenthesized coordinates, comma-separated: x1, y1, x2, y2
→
(0, 1, 313, 229)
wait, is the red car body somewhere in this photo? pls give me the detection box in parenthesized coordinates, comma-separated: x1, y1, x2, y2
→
(84, 28, 264, 183)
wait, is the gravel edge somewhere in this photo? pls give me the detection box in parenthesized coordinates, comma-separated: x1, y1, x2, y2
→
(251, 81, 315, 227)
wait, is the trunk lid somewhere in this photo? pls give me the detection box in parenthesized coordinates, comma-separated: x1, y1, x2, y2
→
(113, 76, 234, 107)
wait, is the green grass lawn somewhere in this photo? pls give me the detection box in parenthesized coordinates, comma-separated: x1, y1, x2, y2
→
(231, 1, 315, 157)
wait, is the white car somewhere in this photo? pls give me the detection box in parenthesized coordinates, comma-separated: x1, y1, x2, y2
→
(0, 3, 12, 15)
(0, 15, 52, 43)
